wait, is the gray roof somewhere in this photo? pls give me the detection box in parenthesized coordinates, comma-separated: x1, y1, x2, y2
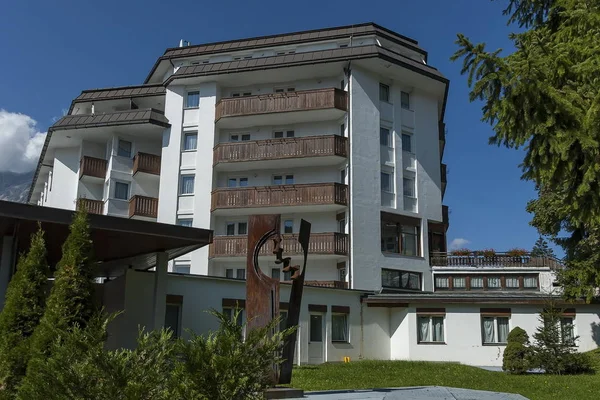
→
(365, 291, 583, 305)
(166, 45, 446, 85)
(51, 108, 170, 131)
(74, 84, 165, 102)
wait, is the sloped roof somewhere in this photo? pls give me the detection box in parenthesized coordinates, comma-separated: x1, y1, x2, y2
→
(74, 84, 165, 102)
(52, 108, 170, 130)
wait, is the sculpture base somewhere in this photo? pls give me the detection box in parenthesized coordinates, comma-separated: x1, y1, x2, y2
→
(265, 387, 304, 399)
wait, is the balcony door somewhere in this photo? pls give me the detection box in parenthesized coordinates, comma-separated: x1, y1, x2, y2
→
(308, 313, 324, 364)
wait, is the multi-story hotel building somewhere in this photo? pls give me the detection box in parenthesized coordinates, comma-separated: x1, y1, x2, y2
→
(28, 22, 449, 292)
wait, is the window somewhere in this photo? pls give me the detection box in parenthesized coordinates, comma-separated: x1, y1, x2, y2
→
(275, 87, 295, 93)
(482, 316, 510, 344)
(338, 267, 346, 282)
(338, 217, 345, 234)
(380, 127, 392, 147)
(435, 276, 449, 289)
(177, 218, 193, 227)
(273, 130, 295, 138)
(400, 225, 418, 256)
(283, 270, 292, 281)
(381, 172, 392, 192)
(230, 91, 252, 97)
(231, 134, 251, 141)
(380, 220, 420, 256)
(471, 276, 484, 289)
(114, 182, 129, 200)
(506, 277, 519, 289)
(227, 177, 248, 187)
(236, 269, 246, 280)
(226, 222, 247, 236)
(402, 133, 413, 153)
(237, 222, 247, 235)
(271, 268, 281, 280)
(401, 91, 410, 109)
(338, 43, 348, 48)
(418, 316, 445, 343)
(173, 263, 190, 274)
(225, 269, 234, 278)
(180, 175, 195, 195)
(453, 276, 466, 289)
(560, 317, 575, 345)
(283, 220, 293, 234)
(186, 91, 200, 108)
(164, 303, 182, 338)
(524, 275, 538, 288)
(117, 140, 132, 158)
(223, 307, 244, 326)
(381, 269, 421, 290)
(279, 311, 288, 332)
(403, 177, 415, 197)
(184, 132, 198, 151)
(379, 83, 390, 102)
(340, 168, 346, 184)
(340, 123, 345, 136)
(332, 314, 348, 342)
(488, 277, 501, 289)
(273, 175, 294, 185)
(226, 223, 235, 236)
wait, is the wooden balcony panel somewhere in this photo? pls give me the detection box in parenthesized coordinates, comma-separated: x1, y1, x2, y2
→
(211, 183, 348, 211)
(76, 198, 103, 215)
(133, 152, 161, 176)
(213, 135, 348, 165)
(79, 156, 107, 180)
(128, 195, 158, 218)
(210, 232, 348, 258)
(215, 88, 348, 121)
(430, 251, 563, 270)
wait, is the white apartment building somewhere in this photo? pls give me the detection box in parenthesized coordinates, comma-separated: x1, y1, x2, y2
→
(29, 23, 449, 292)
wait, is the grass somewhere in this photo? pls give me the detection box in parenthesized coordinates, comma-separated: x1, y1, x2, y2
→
(291, 351, 600, 400)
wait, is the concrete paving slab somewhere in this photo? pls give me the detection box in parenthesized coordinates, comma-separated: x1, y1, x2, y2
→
(295, 386, 529, 400)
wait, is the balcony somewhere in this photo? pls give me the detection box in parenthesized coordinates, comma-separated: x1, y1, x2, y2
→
(284, 280, 348, 289)
(214, 88, 348, 128)
(441, 163, 447, 198)
(79, 156, 107, 182)
(213, 135, 348, 171)
(76, 198, 103, 215)
(211, 183, 348, 216)
(128, 195, 158, 219)
(439, 121, 446, 159)
(429, 251, 563, 270)
(210, 232, 348, 259)
(133, 152, 161, 177)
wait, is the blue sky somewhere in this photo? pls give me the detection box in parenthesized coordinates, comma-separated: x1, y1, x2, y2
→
(0, 0, 556, 254)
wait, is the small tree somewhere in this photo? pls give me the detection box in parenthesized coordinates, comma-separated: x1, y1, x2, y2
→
(502, 326, 531, 374)
(0, 228, 49, 396)
(531, 237, 556, 259)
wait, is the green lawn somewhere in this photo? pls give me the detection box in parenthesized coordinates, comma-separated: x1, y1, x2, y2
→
(291, 353, 600, 400)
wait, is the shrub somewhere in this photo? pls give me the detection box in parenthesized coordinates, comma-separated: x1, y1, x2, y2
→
(502, 327, 531, 374)
(562, 352, 594, 375)
(482, 248, 496, 257)
(0, 227, 49, 396)
(507, 248, 528, 257)
(451, 248, 471, 256)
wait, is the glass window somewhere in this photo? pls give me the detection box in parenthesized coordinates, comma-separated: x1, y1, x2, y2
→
(236, 269, 246, 280)
(283, 270, 291, 281)
(498, 317, 510, 343)
(418, 316, 445, 343)
(273, 175, 283, 185)
(177, 218, 193, 227)
(400, 225, 418, 256)
(453, 277, 466, 289)
(403, 177, 415, 197)
(482, 316, 510, 344)
(339, 267, 346, 282)
(338, 218, 345, 234)
(435, 276, 449, 289)
(285, 175, 294, 184)
(180, 175, 195, 194)
(381, 172, 392, 192)
(471, 276, 484, 289)
(271, 268, 281, 280)
(401, 91, 410, 109)
(228, 178, 237, 187)
(186, 91, 200, 108)
(184, 132, 197, 151)
(340, 168, 346, 184)
(379, 83, 390, 102)
(279, 311, 288, 331)
(117, 140, 132, 158)
(381, 269, 421, 290)
(381, 222, 399, 253)
(561, 317, 575, 345)
(380, 127, 391, 147)
(231, 134, 239, 142)
(340, 123, 345, 136)
(274, 131, 284, 138)
(524, 276, 538, 288)
(506, 277, 520, 288)
(332, 314, 348, 342)
(286, 131, 295, 138)
(283, 220, 293, 234)
(227, 177, 248, 187)
(238, 222, 247, 235)
(225, 269, 234, 278)
(173, 264, 190, 274)
(309, 314, 323, 342)
(488, 277, 501, 289)
(402, 133, 412, 153)
(223, 308, 243, 326)
(239, 177, 248, 187)
(226, 223, 235, 236)
(114, 182, 129, 200)
(164, 304, 181, 338)
(241, 134, 251, 141)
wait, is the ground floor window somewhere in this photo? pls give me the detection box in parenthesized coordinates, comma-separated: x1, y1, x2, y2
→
(332, 314, 348, 342)
(560, 317, 575, 345)
(417, 315, 445, 343)
(164, 303, 182, 338)
(279, 311, 288, 332)
(223, 307, 244, 327)
(481, 316, 510, 344)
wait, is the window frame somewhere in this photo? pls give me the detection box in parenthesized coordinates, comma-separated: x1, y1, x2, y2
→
(381, 268, 422, 291)
(176, 218, 193, 227)
(401, 132, 413, 153)
(417, 315, 446, 344)
(236, 268, 246, 280)
(185, 90, 200, 108)
(183, 132, 198, 151)
(225, 269, 234, 278)
(113, 181, 130, 201)
(331, 313, 349, 343)
(164, 302, 182, 338)
(379, 83, 390, 102)
(401, 91, 410, 110)
(380, 171, 393, 193)
(227, 176, 249, 188)
(117, 139, 132, 158)
(481, 315, 510, 345)
(179, 174, 195, 195)
(380, 127, 392, 147)
(403, 176, 416, 198)
(283, 219, 294, 234)
(272, 174, 294, 185)
(273, 130, 295, 139)
(560, 317, 576, 346)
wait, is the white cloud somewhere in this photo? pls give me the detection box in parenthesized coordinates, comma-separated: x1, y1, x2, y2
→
(0, 110, 47, 173)
(449, 238, 471, 250)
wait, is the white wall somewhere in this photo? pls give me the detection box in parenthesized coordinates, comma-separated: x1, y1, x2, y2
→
(208, 259, 341, 281)
(47, 147, 80, 210)
(215, 166, 340, 188)
(213, 211, 338, 236)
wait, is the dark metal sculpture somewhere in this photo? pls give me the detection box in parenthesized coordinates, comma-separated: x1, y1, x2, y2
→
(245, 214, 311, 385)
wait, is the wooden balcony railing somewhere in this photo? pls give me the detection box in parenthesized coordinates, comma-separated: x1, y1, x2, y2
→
(213, 135, 348, 165)
(215, 88, 348, 121)
(133, 152, 161, 176)
(76, 198, 103, 215)
(430, 251, 563, 269)
(304, 280, 349, 289)
(210, 232, 348, 258)
(211, 183, 348, 211)
(79, 156, 107, 180)
(128, 195, 158, 218)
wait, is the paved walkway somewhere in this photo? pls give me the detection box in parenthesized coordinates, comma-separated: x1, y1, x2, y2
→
(298, 386, 529, 399)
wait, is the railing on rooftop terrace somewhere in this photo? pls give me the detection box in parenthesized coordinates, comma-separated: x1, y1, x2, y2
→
(430, 252, 563, 269)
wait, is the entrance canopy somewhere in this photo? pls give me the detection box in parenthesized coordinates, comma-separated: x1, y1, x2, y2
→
(0, 201, 212, 277)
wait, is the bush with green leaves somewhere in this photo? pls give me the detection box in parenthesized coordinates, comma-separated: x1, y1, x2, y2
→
(0, 228, 49, 397)
(502, 326, 532, 374)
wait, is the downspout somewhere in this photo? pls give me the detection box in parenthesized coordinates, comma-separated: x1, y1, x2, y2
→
(344, 61, 352, 289)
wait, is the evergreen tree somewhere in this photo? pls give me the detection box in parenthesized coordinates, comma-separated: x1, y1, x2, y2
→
(25, 209, 97, 364)
(531, 237, 556, 259)
(451, 0, 600, 301)
(0, 228, 49, 396)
